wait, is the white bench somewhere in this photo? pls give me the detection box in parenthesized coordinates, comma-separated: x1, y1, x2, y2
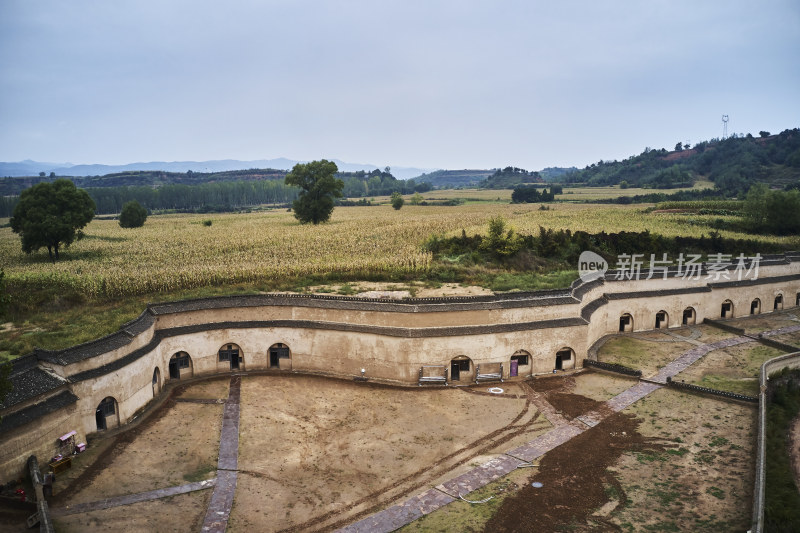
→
(418, 366, 448, 386)
(475, 363, 503, 384)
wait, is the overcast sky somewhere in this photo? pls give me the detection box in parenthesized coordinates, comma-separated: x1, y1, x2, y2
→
(1, 0, 798, 171)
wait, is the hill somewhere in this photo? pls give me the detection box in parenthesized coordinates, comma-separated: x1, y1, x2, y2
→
(411, 169, 493, 188)
(563, 128, 800, 194)
(480, 166, 544, 189)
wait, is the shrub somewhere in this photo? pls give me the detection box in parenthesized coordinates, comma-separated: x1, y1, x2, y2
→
(119, 200, 148, 228)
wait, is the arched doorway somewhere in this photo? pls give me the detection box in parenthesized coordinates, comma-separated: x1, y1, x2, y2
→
(555, 348, 575, 371)
(450, 356, 473, 383)
(269, 343, 291, 369)
(169, 352, 192, 379)
(509, 350, 531, 377)
(774, 294, 783, 310)
(655, 310, 669, 329)
(619, 313, 634, 332)
(96, 397, 119, 431)
(219, 343, 242, 370)
(750, 298, 761, 315)
(721, 299, 734, 319)
(152, 367, 161, 397)
(682, 307, 696, 325)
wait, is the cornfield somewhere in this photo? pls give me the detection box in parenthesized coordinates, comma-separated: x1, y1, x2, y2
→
(1, 203, 796, 299)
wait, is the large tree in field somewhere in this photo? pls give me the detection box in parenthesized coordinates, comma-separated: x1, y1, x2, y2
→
(284, 160, 343, 224)
(10, 179, 95, 262)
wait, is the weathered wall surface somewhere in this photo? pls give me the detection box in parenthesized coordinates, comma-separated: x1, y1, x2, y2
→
(2, 259, 799, 481)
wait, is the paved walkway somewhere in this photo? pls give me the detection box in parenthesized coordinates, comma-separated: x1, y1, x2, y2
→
(202, 375, 242, 533)
(50, 479, 216, 517)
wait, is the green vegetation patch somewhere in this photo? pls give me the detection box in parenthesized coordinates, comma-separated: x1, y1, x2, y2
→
(764, 368, 800, 531)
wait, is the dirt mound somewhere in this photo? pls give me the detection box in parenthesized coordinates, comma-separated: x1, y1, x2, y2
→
(484, 411, 662, 532)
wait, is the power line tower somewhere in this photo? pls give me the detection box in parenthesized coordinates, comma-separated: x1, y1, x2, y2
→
(721, 115, 729, 139)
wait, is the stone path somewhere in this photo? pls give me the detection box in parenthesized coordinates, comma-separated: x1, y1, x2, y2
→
(202, 375, 241, 533)
(50, 479, 217, 517)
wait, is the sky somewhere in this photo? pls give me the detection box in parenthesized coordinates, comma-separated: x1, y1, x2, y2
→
(1, 0, 799, 171)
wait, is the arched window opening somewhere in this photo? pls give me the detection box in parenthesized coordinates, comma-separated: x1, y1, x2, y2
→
(219, 344, 241, 370)
(269, 343, 291, 369)
(721, 300, 734, 319)
(619, 313, 634, 333)
(169, 352, 192, 379)
(555, 348, 574, 371)
(450, 356, 472, 382)
(96, 397, 118, 431)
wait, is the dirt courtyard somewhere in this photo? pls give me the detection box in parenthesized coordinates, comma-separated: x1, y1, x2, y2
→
(42, 375, 549, 533)
(21, 312, 798, 532)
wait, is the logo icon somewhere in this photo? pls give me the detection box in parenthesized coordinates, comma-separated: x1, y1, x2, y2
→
(578, 251, 608, 282)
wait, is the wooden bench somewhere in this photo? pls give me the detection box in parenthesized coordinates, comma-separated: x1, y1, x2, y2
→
(419, 366, 448, 386)
(49, 456, 72, 475)
(475, 363, 503, 384)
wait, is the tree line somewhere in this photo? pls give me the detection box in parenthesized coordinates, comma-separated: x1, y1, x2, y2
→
(0, 179, 300, 217)
(511, 185, 563, 203)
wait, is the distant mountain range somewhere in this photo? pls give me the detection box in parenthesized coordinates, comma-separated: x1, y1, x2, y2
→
(0, 158, 436, 181)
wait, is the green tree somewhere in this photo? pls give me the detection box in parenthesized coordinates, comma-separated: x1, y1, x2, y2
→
(284, 160, 343, 224)
(390, 191, 404, 210)
(10, 179, 95, 262)
(119, 200, 148, 228)
(410, 192, 424, 205)
(765, 189, 800, 235)
(481, 216, 523, 258)
(744, 182, 769, 228)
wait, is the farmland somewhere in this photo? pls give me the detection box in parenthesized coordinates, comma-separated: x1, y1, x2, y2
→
(1, 196, 798, 358)
(2, 200, 797, 299)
